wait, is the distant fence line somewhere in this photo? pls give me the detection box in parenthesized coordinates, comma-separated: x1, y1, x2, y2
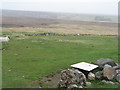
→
(2, 32, 118, 37)
(24, 33, 117, 37)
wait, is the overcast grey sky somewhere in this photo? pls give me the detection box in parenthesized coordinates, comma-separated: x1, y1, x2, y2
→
(2, 0, 119, 16)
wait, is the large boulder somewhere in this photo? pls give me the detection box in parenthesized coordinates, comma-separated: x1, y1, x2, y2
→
(103, 67, 117, 80)
(58, 69, 86, 88)
(95, 58, 117, 69)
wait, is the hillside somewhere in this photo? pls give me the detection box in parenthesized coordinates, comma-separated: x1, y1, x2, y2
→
(2, 9, 117, 22)
(1, 10, 118, 28)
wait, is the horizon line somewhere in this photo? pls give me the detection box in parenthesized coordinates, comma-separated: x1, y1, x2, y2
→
(2, 9, 118, 16)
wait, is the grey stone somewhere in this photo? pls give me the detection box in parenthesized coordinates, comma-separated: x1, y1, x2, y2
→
(59, 69, 86, 88)
(86, 82, 92, 86)
(104, 64, 112, 68)
(78, 86, 83, 88)
(95, 58, 117, 69)
(88, 72, 95, 80)
(101, 80, 115, 85)
(101, 80, 106, 83)
(61, 72, 67, 80)
(116, 74, 120, 83)
(95, 71, 103, 80)
(116, 69, 120, 74)
(113, 65, 120, 70)
(68, 84, 78, 88)
(103, 67, 117, 80)
(59, 80, 66, 87)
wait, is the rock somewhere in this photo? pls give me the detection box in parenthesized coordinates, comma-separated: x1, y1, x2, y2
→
(103, 67, 117, 80)
(113, 65, 120, 70)
(115, 82, 119, 85)
(68, 84, 78, 88)
(58, 69, 86, 88)
(95, 71, 103, 80)
(116, 70, 120, 74)
(101, 80, 115, 85)
(61, 71, 67, 80)
(86, 82, 92, 86)
(104, 64, 112, 68)
(116, 74, 120, 83)
(59, 80, 66, 87)
(78, 86, 83, 88)
(31, 86, 42, 88)
(88, 72, 95, 80)
(95, 58, 117, 69)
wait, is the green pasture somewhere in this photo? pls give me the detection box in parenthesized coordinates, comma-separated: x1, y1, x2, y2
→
(2, 33, 118, 88)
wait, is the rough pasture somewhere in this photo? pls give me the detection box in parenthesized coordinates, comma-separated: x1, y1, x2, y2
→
(2, 31, 118, 88)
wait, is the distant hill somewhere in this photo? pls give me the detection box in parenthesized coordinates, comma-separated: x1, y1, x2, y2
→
(1, 9, 117, 27)
(2, 9, 117, 23)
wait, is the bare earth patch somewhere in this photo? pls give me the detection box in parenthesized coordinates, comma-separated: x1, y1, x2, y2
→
(41, 74, 61, 88)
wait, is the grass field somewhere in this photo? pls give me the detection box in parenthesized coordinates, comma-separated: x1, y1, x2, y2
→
(2, 30, 118, 88)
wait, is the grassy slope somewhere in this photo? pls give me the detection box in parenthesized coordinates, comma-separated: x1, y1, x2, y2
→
(2, 33, 118, 88)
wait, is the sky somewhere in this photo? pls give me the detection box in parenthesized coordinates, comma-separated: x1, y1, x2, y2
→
(1, 0, 119, 16)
